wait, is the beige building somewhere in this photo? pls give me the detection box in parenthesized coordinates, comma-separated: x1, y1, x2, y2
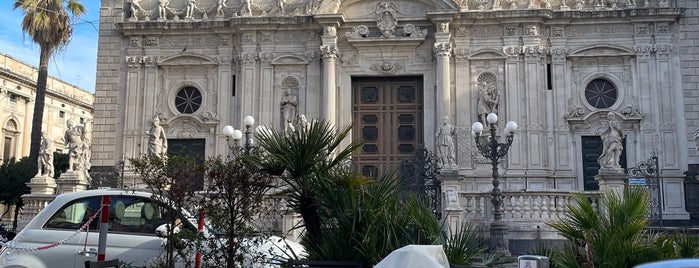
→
(91, 0, 698, 251)
(1, 52, 94, 225)
(0, 52, 94, 161)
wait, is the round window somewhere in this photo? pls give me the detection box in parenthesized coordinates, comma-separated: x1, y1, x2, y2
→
(175, 86, 202, 114)
(585, 79, 618, 109)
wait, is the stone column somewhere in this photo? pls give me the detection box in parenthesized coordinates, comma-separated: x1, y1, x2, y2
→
(21, 97, 32, 156)
(320, 44, 338, 125)
(434, 42, 452, 122)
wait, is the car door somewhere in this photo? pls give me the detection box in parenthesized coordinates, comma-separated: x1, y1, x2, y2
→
(38, 196, 102, 268)
(76, 196, 188, 267)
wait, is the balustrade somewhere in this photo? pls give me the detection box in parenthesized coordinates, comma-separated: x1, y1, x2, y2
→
(452, 190, 600, 226)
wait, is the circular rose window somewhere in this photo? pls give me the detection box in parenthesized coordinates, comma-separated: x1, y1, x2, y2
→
(585, 79, 618, 109)
(175, 86, 202, 114)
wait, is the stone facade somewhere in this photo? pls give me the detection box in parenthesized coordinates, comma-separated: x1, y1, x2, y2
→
(92, 0, 697, 240)
(0, 52, 94, 224)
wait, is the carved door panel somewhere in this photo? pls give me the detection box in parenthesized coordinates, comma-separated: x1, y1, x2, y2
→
(352, 77, 423, 177)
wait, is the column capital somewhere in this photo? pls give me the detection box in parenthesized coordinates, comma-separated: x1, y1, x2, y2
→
(433, 42, 452, 58)
(550, 46, 568, 63)
(320, 45, 339, 60)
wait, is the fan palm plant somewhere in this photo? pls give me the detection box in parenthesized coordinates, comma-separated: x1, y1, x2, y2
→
(547, 187, 655, 268)
(251, 119, 362, 246)
(13, 0, 86, 165)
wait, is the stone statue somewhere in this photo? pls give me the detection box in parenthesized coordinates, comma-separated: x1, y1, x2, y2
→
(240, 0, 252, 15)
(277, 0, 285, 14)
(216, 0, 228, 16)
(64, 119, 89, 172)
(129, 0, 143, 19)
(158, 0, 170, 19)
(185, 0, 197, 19)
(436, 116, 456, 167)
(477, 81, 499, 125)
(694, 129, 699, 152)
(281, 89, 298, 132)
(598, 118, 625, 170)
(146, 117, 168, 157)
(299, 114, 310, 131)
(313, 0, 340, 14)
(36, 131, 54, 178)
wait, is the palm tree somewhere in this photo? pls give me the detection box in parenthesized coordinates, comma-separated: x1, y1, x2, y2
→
(13, 0, 86, 166)
(251, 119, 362, 247)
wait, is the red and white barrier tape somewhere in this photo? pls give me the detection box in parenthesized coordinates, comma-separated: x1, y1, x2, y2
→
(0, 207, 102, 252)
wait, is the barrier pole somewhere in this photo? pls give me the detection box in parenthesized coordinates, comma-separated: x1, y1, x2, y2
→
(97, 196, 110, 261)
(195, 209, 204, 268)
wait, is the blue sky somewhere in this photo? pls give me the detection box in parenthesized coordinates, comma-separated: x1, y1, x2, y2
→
(1, 1, 101, 93)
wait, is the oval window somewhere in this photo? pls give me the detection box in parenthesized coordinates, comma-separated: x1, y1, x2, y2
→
(585, 79, 618, 109)
(175, 86, 202, 114)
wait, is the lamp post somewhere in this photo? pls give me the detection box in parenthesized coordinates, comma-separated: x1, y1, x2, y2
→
(471, 112, 517, 255)
(223, 115, 256, 156)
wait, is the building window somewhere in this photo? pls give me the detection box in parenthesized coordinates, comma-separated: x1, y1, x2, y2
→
(3, 137, 11, 161)
(59, 111, 65, 118)
(9, 94, 17, 103)
(80, 118, 85, 124)
(175, 86, 202, 114)
(585, 78, 618, 109)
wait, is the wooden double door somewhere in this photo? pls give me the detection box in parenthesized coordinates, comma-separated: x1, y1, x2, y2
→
(352, 76, 424, 177)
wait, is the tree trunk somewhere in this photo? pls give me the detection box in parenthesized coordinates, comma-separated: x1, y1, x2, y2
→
(12, 202, 22, 231)
(28, 46, 51, 169)
(300, 192, 321, 245)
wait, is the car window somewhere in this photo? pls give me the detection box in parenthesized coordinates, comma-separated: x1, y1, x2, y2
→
(45, 196, 101, 231)
(111, 196, 195, 235)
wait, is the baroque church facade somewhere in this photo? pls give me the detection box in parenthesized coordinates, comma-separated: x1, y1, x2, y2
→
(92, 0, 699, 242)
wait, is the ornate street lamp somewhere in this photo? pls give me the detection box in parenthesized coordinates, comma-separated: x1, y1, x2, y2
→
(471, 112, 517, 255)
(223, 115, 256, 156)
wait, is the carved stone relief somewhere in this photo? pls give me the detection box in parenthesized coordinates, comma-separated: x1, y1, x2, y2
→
(370, 62, 403, 74)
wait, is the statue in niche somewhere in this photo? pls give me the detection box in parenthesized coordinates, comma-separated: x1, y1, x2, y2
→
(436, 116, 457, 168)
(477, 81, 499, 125)
(598, 116, 625, 171)
(158, 0, 170, 19)
(64, 119, 89, 172)
(146, 117, 168, 157)
(281, 89, 298, 132)
(216, 0, 228, 17)
(36, 131, 54, 178)
(694, 129, 699, 152)
(129, 0, 143, 19)
(375, 2, 398, 38)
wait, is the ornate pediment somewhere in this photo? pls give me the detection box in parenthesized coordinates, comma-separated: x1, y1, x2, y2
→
(158, 53, 218, 66)
(469, 49, 507, 60)
(569, 45, 635, 58)
(271, 55, 309, 65)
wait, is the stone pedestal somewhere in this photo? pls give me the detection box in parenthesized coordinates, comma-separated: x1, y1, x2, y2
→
(57, 171, 89, 194)
(439, 168, 462, 235)
(27, 175, 57, 195)
(595, 167, 627, 195)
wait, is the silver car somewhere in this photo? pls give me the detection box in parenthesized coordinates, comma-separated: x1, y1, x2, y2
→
(0, 189, 198, 268)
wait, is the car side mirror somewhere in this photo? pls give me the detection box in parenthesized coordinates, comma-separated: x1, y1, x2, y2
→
(155, 224, 181, 238)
